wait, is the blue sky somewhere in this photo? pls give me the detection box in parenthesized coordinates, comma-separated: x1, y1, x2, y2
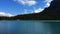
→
(0, 0, 53, 16)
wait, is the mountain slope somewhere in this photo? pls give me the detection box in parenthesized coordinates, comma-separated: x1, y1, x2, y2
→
(0, 0, 60, 20)
(14, 0, 60, 20)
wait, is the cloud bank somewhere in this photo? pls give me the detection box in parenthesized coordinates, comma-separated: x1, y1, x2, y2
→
(44, 0, 53, 7)
(13, 0, 37, 6)
(33, 8, 44, 13)
(33, 0, 53, 13)
(0, 12, 13, 17)
(13, 0, 53, 14)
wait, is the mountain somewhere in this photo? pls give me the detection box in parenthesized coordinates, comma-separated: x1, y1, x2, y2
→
(14, 0, 60, 20)
(0, 0, 60, 20)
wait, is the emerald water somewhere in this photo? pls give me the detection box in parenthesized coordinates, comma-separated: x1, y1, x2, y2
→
(0, 20, 60, 34)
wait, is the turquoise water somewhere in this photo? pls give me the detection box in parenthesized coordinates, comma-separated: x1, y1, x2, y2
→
(0, 20, 60, 34)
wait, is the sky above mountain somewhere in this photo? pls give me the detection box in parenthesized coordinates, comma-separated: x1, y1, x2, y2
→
(0, 0, 53, 16)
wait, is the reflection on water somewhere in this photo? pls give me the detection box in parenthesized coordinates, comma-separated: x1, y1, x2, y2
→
(0, 20, 60, 34)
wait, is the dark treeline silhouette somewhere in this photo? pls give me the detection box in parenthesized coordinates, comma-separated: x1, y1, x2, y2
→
(0, 0, 60, 20)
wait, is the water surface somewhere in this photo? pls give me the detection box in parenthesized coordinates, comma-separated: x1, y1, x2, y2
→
(0, 20, 60, 34)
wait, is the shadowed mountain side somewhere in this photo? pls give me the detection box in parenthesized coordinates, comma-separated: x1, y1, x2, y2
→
(0, 16, 14, 20)
(14, 13, 54, 20)
(0, 0, 60, 20)
(14, 0, 60, 20)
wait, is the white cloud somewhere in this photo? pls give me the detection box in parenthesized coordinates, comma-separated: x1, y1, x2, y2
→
(44, 0, 53, 3)
(44, 3, 50, 8)
(44, 0, 53, 8)
(13, 0, 37, 6)
(0, 12, 14, 17)
(25, 1, 37, 6)
(19, 8, 44, 14)
(33, 8, 44, 13)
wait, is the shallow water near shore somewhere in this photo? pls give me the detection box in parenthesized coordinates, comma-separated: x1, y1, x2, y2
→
(0, 20, 60, 34)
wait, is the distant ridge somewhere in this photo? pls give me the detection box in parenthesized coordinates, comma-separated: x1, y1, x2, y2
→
(0, 0, 60, 20)
(14, 0, 60, 20)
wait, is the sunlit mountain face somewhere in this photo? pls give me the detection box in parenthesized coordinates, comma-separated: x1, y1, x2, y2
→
(0, 0, 53, 16)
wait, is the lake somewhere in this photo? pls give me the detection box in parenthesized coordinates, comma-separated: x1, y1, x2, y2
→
(0, 20, 60, 34)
